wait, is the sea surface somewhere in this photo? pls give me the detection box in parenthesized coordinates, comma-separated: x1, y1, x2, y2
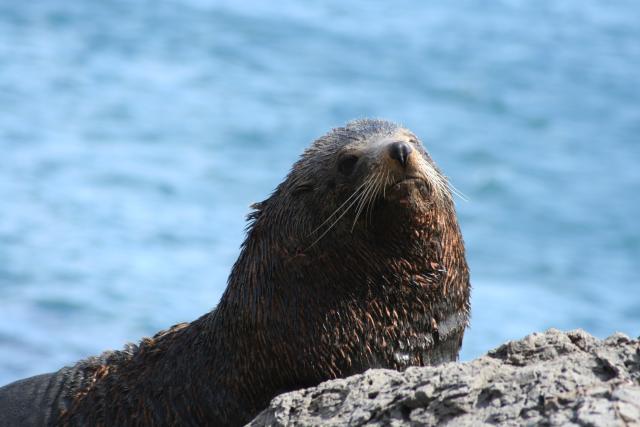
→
(1, 0, 639, 385)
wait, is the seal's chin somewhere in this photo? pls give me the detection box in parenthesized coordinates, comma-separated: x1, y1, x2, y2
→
(386, 177, 429, 206)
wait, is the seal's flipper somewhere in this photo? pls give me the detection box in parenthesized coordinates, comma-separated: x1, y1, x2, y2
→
(0, 372, 62, 427)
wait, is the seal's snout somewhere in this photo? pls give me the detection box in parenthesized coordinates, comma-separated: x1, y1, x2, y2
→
(388, 141, 413, 168)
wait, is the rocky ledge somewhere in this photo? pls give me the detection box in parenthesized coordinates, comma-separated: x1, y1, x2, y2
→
(249, 329, 640, 426)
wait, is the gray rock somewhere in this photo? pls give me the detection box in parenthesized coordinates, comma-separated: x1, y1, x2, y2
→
(248, 329, 640, 426)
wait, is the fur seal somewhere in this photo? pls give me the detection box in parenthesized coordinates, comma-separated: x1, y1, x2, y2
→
(0, 119, 470, 426)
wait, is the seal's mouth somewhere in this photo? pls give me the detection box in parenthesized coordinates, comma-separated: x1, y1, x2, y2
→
(385, 176, 430, 205)
(390, 176, 424, 189)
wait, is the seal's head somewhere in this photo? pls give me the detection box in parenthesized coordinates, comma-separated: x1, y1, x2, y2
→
(250, 119, 456, 250)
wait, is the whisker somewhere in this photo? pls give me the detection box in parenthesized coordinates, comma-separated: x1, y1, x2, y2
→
(309, 180, 368, 236)
(366, 171, 386, 223)
(308, 185, 369, 248)
(382, 170, 390, 199)
(351, 172, 380, 231)
(422, 166, 452, 206)
(447, 181, 469, 202)
(363, 171, 383, 220)
(363, 170, 384, 221)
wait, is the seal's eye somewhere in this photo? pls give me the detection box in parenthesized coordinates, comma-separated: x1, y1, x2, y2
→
(338, 155, 359, 176)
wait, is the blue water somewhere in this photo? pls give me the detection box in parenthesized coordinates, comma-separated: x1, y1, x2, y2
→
(1, 0, 639, 385)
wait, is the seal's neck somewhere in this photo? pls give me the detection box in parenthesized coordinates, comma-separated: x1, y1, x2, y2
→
(176, 193, 470, 425)
(206, 196, 469, 419)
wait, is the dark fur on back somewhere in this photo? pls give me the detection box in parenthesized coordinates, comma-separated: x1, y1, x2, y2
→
(0, 119, 470, 426)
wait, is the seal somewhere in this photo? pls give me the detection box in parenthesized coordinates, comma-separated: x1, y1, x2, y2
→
(0, 119, 470, 426)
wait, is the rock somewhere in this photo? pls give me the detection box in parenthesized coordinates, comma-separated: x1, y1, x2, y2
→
(248, 329, 640, 426)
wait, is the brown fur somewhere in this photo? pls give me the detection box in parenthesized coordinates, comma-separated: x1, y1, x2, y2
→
(55, 119, 470, 426)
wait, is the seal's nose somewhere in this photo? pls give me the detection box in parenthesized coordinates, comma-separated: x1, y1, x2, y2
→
(388, 141, 413, 168)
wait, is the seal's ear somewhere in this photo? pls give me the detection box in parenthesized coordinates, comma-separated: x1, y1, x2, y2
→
(247, 201, 267, 223)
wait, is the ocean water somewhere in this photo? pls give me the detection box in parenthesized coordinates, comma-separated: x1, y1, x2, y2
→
(1, 0, 639, 385)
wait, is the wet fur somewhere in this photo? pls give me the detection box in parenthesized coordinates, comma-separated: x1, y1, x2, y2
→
(0, 119, 470, 426)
